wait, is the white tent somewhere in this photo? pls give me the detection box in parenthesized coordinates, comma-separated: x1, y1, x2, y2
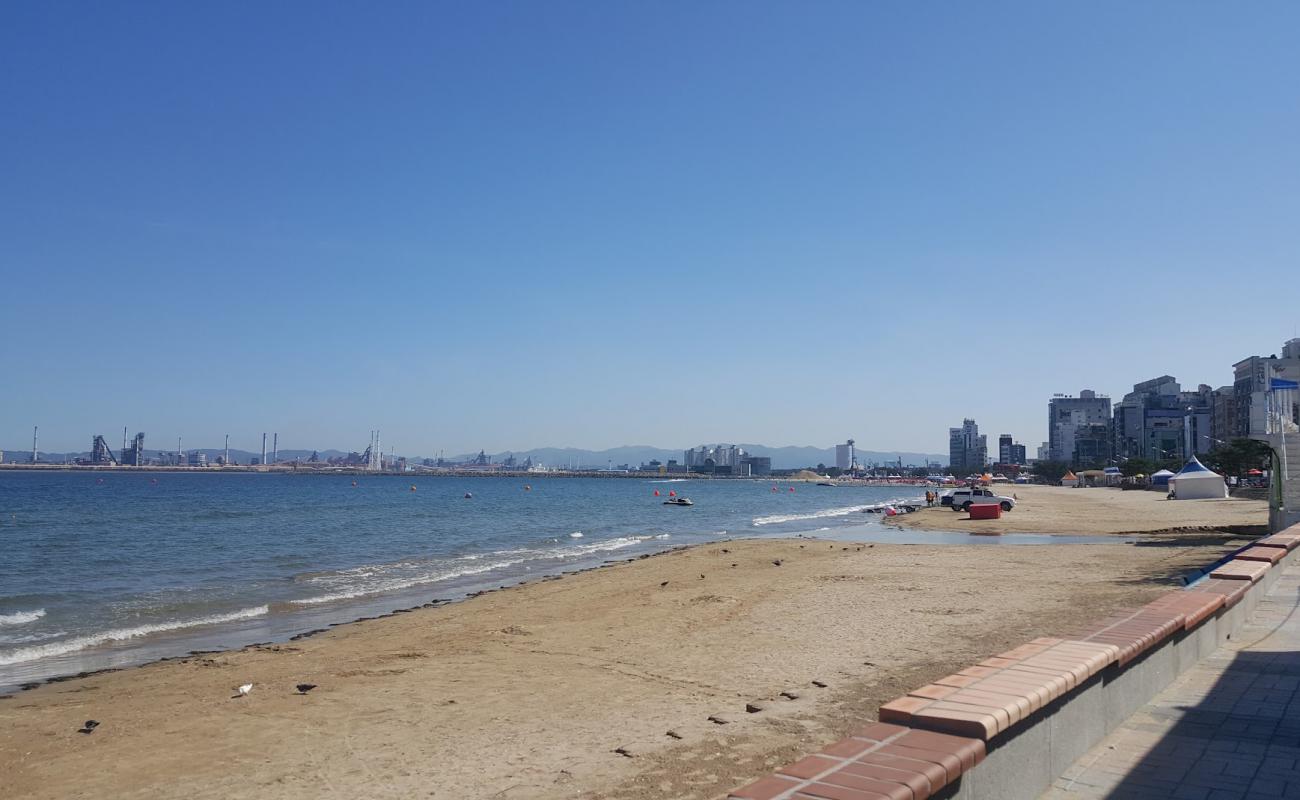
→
(1168, 457, 1228, 500)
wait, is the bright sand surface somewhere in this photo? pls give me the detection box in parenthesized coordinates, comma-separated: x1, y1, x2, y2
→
(888, 483, 1268, 535)
(0, 489, 1267, 800)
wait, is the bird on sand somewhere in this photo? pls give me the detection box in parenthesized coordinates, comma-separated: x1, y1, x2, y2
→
(78, 720, 99, 734)
(234, 683, 253, 697)
(296, 683, 317, 694)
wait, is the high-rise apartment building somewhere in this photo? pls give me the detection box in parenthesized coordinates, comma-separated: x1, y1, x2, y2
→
(834, 440, 856, 471)
(996, 434, 1028, 466)
(1048, 390, 1112, 464)
(948, 418, 987, 473)
(1114, 377, 1214, 463)
(684, 444, 747, 474)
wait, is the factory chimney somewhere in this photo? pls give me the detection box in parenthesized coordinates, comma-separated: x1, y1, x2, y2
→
(261, 433, 267, 466)
(32, 426, 38, 464)
(224, 434, 230, 466)
(272, 433, 278, 465)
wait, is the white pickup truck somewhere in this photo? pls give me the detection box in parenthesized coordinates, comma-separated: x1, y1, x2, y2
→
(947, 488, 1016, 512)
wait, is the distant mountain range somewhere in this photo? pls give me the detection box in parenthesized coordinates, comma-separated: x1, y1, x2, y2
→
(5, 443, 945, 470)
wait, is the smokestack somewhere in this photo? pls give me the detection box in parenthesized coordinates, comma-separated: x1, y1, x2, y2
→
(178, 435, 183, 466)
(32, 426, 38, 464)
(123, 426, 128, 454)
(272, 433, 277, 465)
(224, 434, 229, 466)
(261, 433, 267, 466)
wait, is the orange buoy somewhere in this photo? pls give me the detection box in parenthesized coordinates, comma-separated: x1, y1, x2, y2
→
(789, 487, 796, 492)
(669, 490, 676, 497)
(654, 490, 660, 496)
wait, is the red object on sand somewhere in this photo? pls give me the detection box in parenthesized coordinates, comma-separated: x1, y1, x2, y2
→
(968, 503, 1001, 520)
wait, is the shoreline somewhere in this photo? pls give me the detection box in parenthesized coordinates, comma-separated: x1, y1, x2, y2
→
(0, 475, 935, 695)
(0, 520, 1163, 697)
(0, 524, 1181, 698)
(2, 533, 1264, 799)
(0, 543, 698, 698)
(2, 488, 1270, 799)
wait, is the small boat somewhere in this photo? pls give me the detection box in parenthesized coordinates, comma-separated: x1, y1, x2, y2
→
(663, 497, 694, 506)
(816, 481, 836, 487)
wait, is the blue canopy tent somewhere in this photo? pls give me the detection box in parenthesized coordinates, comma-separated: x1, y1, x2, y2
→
(1168, 456, 1228, 499)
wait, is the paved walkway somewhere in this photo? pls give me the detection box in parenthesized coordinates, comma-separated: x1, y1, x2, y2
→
(1042, 563, 1300, 800)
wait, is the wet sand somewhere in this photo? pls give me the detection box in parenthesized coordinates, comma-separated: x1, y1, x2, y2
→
(888, 484, 1267, 535)
(0, 528, 1255, 800)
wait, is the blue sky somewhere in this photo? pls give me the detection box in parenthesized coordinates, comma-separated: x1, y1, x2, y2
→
(2, 2, 1298, 456)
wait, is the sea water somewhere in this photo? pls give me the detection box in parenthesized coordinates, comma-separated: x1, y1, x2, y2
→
(0, 471, 930, 690)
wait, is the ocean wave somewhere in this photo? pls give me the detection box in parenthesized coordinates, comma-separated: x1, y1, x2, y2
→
(751, 505, 876, 526)
(289, 560, 525, 605)
(550, 536, 645, 558)
(0, 606, 269, 666)
(0, 609, 45, 627)
(0, 629, 68, 645)
(289, 536, 651, 606)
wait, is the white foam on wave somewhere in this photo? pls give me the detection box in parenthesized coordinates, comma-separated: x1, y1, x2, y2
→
(0, 609, 45, 627)
(289, 560, 527, 606)
(752, 505, 875, 526)
(550, 536, 645, 558)
(0, 606, 269, 666)
(569, 531, 583, 538)
(294, 537, 652, 607)
(0, 629, 68, 645)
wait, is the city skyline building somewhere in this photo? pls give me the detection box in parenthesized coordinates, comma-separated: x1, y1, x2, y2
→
(834, 439, 857, 471)
(997, 434, 1028, 466)
(1048, 390, 1112, 464)
(684, 443, 750, 475)
(1113, 377, 1214, 464)
(948, 418, 987, 474)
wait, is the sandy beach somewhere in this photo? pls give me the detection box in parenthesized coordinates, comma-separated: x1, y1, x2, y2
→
(0, 490, 1269, 799)
(887, 484, 1268, 535)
